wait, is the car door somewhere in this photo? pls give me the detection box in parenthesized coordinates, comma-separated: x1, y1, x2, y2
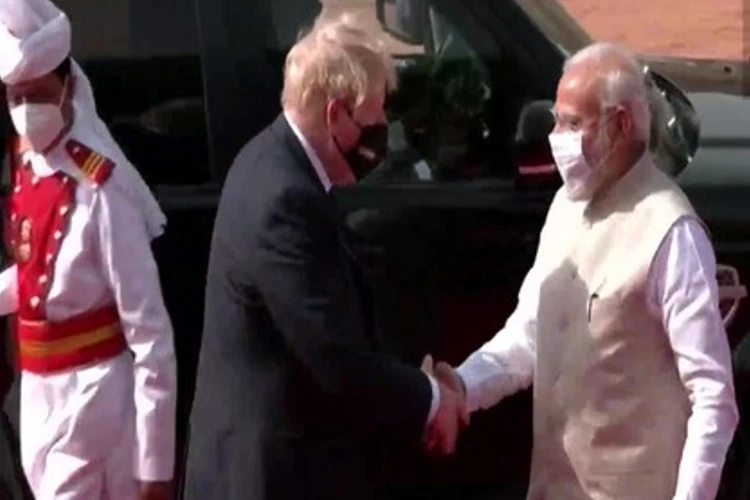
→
(327, 5, 548, 494)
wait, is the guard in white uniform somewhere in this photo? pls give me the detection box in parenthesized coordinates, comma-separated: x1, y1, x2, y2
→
(0, 1, 177, 499)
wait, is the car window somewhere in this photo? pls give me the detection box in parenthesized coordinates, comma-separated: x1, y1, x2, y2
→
(273, 0, 528, 184)
(1, 0, 210, 187)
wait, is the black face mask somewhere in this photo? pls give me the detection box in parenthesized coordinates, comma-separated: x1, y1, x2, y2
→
(335, 113, 388, 180)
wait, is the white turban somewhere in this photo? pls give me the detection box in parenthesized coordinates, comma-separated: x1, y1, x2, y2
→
(0, 0, 71, 84)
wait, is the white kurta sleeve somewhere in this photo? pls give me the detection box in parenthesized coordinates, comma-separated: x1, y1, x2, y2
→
(648, 218, 739, 500)
(0, 265, 18, 316)
(456, 265, 539, 413)
(93, 182, 177, 482)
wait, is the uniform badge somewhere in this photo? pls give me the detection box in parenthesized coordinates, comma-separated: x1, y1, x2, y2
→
(65, 139, 116, 186)
(16, 217, 31, 263)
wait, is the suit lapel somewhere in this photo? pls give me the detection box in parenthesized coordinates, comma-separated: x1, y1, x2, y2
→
(272, 114, 380, 348)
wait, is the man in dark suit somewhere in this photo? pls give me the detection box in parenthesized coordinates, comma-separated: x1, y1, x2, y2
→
(183, 12, 467, 500)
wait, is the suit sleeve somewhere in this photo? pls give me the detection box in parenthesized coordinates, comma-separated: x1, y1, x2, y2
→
(252, 189, 432, 438)
(93, 182, 177, 482)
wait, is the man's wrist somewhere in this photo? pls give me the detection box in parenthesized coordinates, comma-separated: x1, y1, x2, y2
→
(455, 366, 478, 413)
(456, 372, 467, 397)
(425, 373, 441, 425)
(134, 456, 174, 483)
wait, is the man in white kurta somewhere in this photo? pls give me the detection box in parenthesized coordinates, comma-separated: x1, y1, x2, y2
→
(0, 1, 177, 499)
(437, 43, 739, 499)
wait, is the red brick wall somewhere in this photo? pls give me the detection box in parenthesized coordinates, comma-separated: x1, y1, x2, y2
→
(559, 0, 747, 60)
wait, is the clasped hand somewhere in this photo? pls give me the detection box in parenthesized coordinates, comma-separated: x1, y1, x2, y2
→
(136, 480, 173, 500)
(420, 354, 470, 458)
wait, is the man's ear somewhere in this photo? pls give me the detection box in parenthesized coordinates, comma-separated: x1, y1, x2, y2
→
(325, 99, 348, 129)
(617, 107, 634, 135)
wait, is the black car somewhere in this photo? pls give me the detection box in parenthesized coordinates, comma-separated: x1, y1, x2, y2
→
(1, 0, 749, 498)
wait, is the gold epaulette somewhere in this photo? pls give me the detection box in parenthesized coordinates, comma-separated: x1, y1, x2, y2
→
(65, 139, 115, 186)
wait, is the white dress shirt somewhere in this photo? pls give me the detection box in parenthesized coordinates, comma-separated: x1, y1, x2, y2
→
(284, 113, 441, 425)
(457, 216, 739, 500)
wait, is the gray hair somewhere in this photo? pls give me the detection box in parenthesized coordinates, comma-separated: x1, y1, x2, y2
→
(564, 42, 651, 141)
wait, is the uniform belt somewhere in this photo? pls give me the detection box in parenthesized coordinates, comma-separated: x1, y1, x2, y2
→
(17, 305, 127, 374)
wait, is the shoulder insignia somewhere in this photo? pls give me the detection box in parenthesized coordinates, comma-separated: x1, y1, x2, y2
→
(65, 139, 115, 186)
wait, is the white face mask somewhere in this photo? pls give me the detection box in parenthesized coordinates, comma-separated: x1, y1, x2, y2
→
(548, 126, 612, 200)
(9, 79, 68, 152)
(548, 130, 592, 199)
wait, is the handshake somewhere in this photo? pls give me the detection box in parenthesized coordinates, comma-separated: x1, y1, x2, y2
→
(421, 355, 470, 458)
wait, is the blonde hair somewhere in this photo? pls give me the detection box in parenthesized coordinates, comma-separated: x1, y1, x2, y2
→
(281, 12, 397, 115)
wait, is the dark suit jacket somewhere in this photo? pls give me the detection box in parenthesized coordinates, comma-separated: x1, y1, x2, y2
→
(183, 115, 433, 500)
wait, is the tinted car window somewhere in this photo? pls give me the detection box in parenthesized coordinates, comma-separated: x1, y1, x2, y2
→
(272, 0, 524, 184)
(54, 0, 209, 186)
